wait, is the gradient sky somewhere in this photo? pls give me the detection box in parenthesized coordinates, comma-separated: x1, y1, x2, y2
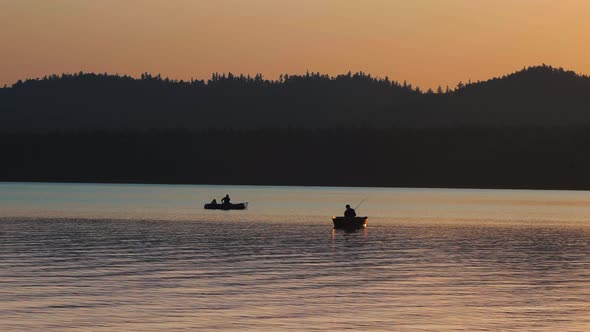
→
(1, 0, 589, 89)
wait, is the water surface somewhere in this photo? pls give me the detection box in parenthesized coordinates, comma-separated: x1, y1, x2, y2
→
(2, 183, 590, 331)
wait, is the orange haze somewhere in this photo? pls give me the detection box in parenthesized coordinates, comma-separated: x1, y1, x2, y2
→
(1, 0, 589, 89)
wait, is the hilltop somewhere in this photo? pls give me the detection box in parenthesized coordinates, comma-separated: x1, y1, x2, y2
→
(1, 65, 589, 132)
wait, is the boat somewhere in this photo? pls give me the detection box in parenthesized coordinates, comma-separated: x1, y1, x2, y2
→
(204, 202, 248, 210)
(332, 216, 368, 230)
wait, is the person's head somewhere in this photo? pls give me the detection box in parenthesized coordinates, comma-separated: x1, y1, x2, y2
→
(225, 194, 229, 197)
(346, 204, 351, 209)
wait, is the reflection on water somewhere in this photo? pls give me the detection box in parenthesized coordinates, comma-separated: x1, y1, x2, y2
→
(2, 218, 590, 331)
(2, 183, 590, 331)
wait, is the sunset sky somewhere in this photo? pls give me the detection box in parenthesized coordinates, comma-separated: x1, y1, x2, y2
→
(1, 0, 589, 89)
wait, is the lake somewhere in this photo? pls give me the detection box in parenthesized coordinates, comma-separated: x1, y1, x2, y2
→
(2, 182, 590, 331)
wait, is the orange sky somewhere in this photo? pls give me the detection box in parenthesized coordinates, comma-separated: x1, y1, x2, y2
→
(1, 0, 589, 89)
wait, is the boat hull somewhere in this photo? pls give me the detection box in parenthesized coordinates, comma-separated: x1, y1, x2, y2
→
(332, 216, 368, 230)
(204, 202, 248, 210)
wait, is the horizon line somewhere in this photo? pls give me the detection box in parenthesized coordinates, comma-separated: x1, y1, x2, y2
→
(3, 63, 587, 91)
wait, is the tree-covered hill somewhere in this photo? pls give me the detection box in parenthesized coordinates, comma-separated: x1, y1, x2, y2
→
(1, 65, 589, 132)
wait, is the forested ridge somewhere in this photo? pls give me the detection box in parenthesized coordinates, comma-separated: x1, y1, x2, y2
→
(3, 65, 590, 189)
(2, 64, 590, 131)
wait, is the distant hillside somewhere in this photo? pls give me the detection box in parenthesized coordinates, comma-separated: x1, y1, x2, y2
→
(1, 65, 589, 132)
(446, 66, 590, 126)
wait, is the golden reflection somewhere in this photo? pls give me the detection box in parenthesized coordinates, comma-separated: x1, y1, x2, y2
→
(331, 225, 369, 240)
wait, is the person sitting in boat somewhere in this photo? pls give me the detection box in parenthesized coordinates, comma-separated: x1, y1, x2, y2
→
(211, 199, 218, 205)
(221, 194, 231, 205)
(344, 204, 356, 219)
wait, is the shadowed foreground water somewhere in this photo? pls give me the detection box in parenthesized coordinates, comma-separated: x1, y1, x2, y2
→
(2, 217, 590, 331)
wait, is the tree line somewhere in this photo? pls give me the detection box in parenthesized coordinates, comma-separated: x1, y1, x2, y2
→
(2, 65, 590, 132)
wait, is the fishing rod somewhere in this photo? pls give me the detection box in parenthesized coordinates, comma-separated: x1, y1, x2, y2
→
(354, 199, 367, 210)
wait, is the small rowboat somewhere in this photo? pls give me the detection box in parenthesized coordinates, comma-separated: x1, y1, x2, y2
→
(204, 202, 248, 210)
(332, 216, 368, 230)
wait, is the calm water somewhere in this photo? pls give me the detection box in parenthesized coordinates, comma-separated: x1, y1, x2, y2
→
(2, 183, 590, 331)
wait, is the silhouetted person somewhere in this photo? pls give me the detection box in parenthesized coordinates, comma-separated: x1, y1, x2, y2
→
(344, 204, 356, 219)
(211, 199, 218, 205)
(221, 194, 231, 205)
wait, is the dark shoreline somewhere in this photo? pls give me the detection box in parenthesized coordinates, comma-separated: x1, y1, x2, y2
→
(3, 179, 590, 192)
(3, 127, 590, 192)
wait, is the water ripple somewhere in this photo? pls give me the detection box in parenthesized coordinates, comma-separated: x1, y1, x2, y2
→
(2, 217, 590, 331)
